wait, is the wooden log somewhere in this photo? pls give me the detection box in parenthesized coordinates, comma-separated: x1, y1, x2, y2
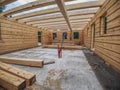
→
(0, 57, 44, 67)
(0, 69, 26, 90)
(42, 45, 83, 49)
(0, 62, 36, 86)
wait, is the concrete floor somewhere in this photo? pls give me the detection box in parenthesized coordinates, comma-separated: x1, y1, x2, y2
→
(0, 47, 103, 90)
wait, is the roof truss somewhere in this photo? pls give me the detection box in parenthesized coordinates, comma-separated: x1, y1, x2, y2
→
(0, 0, 105, 31)
(8, 1, 101, 20)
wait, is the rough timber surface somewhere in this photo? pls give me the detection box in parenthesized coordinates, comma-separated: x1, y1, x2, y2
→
(0, 57, 43, 67)
(0, 69, 26, 90)
(0, 61, 36, 86)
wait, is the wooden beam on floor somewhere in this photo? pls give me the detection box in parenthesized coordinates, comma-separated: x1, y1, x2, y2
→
(0, 61, 36, 86)
(0, 69, 26, 90)
(42, 45, 83, 50)
(0, 57, 44, 67)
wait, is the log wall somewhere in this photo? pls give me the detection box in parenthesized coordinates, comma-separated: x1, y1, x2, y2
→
(0, 17, 38, 54)
(84, 0, 120, 72)
(52, 30, 84, 45)
(41, 29, 52, 45)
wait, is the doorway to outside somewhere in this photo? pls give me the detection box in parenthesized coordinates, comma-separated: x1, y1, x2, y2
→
(38, 32, 41, 45)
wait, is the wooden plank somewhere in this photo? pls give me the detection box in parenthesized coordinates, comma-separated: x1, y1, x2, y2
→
(18, 14, 94, 23)
(42, 45, 83, 49)
(85, 0, 118, 27)
(0, 61, 36, 86)
(95, 49, 120, 73)
(95, 45, 120, 63)
(0, 57, 44, 67)
(0, 69, 26, 90)
(33, 22, 88, 27)
(26, 19, 90, 25)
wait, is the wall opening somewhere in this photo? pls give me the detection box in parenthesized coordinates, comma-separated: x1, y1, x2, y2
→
(91, 23, 96, 48)
(100, 14, 107, 35)
(53, 33, 57, 40)
(0, 21, 1, 40)
(74, 32, 79, 39)
(62, 32, 67, 39)
(38, 31, 41, 43)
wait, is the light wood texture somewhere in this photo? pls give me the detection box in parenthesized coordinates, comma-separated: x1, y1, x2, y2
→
(33, 22, 88, 27)
(55, 0, 72, 31)
(0, 57, 44, 67)
(84, 0, 120, 73)
(0, 61, 36, 86)
(0, 69, 26, 90)
(27, 19, 90, 25)
(18, 14, 94, 23)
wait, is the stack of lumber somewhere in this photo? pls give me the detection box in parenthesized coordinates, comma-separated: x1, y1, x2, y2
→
(0, 61, 36, 90)
(0, 56, 44, 67)
(42, 45, 83, 50)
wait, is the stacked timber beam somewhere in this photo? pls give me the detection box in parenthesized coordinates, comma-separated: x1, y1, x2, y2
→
(0, 61, 36, 90)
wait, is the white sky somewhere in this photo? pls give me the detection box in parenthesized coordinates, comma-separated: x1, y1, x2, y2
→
(4, 0, 98, 17)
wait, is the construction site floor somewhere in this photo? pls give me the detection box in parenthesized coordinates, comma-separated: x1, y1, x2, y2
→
(0, 47, 120, 90)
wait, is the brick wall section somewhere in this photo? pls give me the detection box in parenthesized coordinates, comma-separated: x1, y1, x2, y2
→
(0, 17, 38, 54)
(84, 0, 120, 73)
